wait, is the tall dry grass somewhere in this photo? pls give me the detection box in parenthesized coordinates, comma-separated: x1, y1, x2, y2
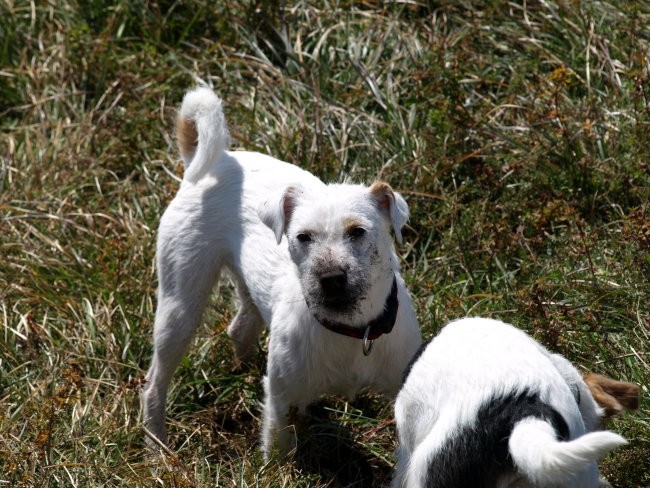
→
(1, 1, 648, 486)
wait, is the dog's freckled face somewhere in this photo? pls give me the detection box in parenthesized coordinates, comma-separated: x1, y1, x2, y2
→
(262, 181, 407, 321)
(288, 193, 375, 315)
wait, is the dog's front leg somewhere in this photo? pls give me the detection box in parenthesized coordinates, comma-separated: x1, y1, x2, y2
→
(260, 374, 302, 461)
(260, 325, 316, 461)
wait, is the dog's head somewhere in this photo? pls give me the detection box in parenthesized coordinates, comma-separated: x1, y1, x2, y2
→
(259, 180, 408, 320)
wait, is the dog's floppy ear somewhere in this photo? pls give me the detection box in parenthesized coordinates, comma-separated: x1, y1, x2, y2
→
(258, 185, 302, 244)
(369, 181, 409, 244)
(583, 373, 640, 420)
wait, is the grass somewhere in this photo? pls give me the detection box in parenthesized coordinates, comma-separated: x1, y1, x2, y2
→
(1, 0, 648, 486)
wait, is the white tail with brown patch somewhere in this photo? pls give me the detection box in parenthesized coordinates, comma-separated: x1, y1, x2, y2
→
(176, 87, 230, 184)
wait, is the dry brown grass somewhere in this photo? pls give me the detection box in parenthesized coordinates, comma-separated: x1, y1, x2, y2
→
(1, 1, 648, 486)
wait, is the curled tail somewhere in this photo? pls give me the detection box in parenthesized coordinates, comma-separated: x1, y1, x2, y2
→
(509, 418, 627, 486)
(176, 86, 230, 183)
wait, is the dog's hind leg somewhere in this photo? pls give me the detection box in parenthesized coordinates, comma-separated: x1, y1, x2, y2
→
(226, 275, 265, 362)
(142, 232, 223, 447)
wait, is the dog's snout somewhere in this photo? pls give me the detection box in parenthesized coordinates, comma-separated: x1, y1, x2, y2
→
(319, 271, 347, 295)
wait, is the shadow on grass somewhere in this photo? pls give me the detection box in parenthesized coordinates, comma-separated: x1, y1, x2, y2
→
(291, 402, 393, 488)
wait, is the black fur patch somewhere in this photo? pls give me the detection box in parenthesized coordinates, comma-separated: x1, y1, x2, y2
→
(425, 390, 570, 488)
(401, 340, 430, 385)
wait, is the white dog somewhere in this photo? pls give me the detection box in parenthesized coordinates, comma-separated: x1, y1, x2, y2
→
(141, 87, 422, 458)
(392, 318, 627, 488)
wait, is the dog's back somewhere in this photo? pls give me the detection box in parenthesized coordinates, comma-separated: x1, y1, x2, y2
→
(393, 318, 626, 488)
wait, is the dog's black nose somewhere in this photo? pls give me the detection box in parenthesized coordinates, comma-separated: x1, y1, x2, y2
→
(319, 271, 347, 295)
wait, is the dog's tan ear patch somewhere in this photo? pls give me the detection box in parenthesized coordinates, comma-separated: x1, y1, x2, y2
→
(369, 181, 394, 212)
(368, 180, 409, 244)
(176, 113, 198, 162)
(583, 373, 640, 420)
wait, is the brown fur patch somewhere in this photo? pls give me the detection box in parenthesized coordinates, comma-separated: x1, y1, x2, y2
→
(176, 113, 198, 161)
(369, 180, 393, 199)
(583, 373, 640, 419)
(369, 181, 394, 213)
(343, 217, 364, 231)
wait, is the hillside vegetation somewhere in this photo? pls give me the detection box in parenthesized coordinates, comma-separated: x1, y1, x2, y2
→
(1, 1, 648, 486)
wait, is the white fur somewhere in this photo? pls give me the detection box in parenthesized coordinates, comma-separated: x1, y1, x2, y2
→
(177, 87, 230, 183)
(392, 318, 626, 488)
(509, 418, 626, 486)
(141, 87, 422, 459)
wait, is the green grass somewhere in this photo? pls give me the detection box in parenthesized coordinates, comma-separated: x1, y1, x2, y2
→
(1, 0, 648, 486)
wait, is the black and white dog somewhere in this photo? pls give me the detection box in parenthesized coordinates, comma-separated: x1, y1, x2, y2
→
(393, 318, 628, 488)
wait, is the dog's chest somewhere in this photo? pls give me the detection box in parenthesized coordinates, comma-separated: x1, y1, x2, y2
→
(306, 336, 383, 397)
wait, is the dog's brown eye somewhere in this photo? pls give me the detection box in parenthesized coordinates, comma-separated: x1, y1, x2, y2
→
(297, 233, 312, 243)
(348, 227, 366, 239)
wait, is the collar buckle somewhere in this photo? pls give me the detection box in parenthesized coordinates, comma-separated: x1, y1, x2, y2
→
(362, 325, 374, 356)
